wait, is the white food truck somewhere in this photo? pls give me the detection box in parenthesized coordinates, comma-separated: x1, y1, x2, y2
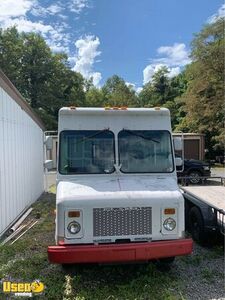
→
(48, 107, 193, 264)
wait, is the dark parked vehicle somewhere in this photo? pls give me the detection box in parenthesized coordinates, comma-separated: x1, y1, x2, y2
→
(176, 156, 211, 184)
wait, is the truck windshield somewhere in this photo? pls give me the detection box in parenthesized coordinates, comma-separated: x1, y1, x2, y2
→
(118, 130, 174, 173)
(59, 130, 115, 174)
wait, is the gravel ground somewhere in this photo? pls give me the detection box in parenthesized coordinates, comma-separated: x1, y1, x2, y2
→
(211, 167, 225, 178)
(177, 166, 225, 299)
(173, 242, 225, 300)
(45, 171, 56, 190)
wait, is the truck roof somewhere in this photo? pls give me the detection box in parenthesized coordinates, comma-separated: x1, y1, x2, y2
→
(58, 107, 172, 132)
(59, 107, 170, 116)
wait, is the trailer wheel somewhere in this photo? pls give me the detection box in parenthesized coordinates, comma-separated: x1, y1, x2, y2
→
(189, 206, 206, 243)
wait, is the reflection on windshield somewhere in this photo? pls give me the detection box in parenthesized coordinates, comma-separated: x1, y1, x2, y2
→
(59, 130, 115, 174)
(118, 130, 174, 173)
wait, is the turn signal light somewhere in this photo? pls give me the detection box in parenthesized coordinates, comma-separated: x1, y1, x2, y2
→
(68, 211, 80, 218)
(164, 208, 175, 215)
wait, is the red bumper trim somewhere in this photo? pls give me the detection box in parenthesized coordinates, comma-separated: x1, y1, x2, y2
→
(48, 239, 193, 264)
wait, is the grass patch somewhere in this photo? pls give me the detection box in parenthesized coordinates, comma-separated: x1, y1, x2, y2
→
(179, 254, 202, 266)
(0, 187, 222, 300)
(200, 268, 216, 282)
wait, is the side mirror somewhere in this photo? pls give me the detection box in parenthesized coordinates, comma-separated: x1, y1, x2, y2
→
(45, 136, 53, 150)
(175, 157, 183, 167)
(44, 160, 53, 170)
(173, 137, 183, 151)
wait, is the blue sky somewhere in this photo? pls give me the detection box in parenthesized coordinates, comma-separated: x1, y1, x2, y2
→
(0, 0, 224, 90)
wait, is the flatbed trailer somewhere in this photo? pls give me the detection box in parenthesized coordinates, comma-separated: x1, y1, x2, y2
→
(181, 182, 225, 243)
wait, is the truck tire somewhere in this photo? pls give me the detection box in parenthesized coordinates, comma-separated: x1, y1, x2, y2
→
(188, 206, 206, 244)
(188, 170, 202, 184)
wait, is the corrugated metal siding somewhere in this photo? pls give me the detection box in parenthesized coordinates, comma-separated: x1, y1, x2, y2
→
(0, 86, 44, 236)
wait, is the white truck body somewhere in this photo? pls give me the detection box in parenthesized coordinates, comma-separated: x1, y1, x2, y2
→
(48, 107, 192, 264)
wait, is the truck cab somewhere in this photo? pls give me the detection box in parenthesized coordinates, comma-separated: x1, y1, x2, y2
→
(48, 107, 193, 264)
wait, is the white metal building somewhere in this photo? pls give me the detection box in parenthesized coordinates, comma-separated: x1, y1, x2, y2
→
(0, 70, 45, 236)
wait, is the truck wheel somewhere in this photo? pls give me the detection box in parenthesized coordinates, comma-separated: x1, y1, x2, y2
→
(188, 171, 201, 184)
(189, 206, 206, 244)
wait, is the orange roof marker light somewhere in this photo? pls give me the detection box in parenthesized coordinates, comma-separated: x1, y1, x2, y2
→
(70, 106, 76, 110)
(154, 107, 161, 110)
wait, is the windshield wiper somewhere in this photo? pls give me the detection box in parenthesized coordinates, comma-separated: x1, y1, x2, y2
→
(122, 129, 160, 143)
(77, 128, 110, 144)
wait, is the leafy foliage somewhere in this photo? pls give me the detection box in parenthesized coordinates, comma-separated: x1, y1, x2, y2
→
(177, 19, 224, 155)
(102, 75, 138, 107)
(0, 27, 85, 129)
(139, 67, 188, 129)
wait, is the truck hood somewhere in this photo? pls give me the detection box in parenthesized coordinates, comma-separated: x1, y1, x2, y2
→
(57, 176, 180, 202)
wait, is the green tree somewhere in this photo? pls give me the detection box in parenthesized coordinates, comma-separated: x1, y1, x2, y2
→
(102, 75, 138, 107)
(0, 27, 24, 89)
(138, 67, 188, 129)
(139, 66, 171, 107)
(85, 87, 104, 107)
(177, 19, 224, 155)
(0, 27, 86, 129)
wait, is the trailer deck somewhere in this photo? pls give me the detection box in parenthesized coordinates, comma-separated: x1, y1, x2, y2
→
(181, 183, 225, 241)
(181, 185, 225, 212)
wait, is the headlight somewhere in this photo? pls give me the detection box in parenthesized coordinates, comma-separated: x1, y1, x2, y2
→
(203, 166, 210, 170)
(67, 221, 81, 234)
(163, 218, 176, 231)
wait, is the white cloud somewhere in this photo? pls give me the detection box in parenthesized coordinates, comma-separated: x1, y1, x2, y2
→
(0, 0, 50, 34)
(208, 3, 225, 23)
(0, 0, 71, 53)
(91, 72, 102, 87)
(72, 35, 102, 86)
(136, 87, 143, 94)
(125, 82, 135, 89)
(1, 16, 70, 53)
(45, 23, 71, 53)
(143, 64, 182, 85)
(69, 0, 89, 14)
(156, 43, 190, 66)
(30, 5, 47, 17)
(143, 64, 161, 84)
(0, 0, 35, 21)
(143, 43, 190, 84)
(125, 82, 143, 94)
(47, 4, 63, 15)
(167, 66, 181, 78)
(31, 3, 64, 17)
(2, 17, 52, 33)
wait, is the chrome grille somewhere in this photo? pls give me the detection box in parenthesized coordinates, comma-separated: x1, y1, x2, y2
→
(93, 207, 152, 237)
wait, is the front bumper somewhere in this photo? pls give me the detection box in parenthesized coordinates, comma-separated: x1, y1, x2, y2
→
(48, 238, 193, 264)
